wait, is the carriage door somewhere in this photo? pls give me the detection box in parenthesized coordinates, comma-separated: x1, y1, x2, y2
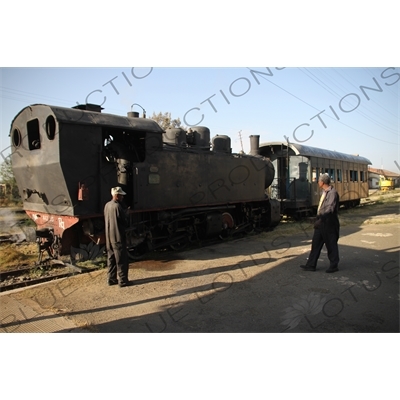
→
(270, 157, 287, 200)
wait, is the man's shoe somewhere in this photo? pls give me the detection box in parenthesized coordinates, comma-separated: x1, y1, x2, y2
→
(300, 265, 316, 271)
(119, 280, 131, 287)
(108, 279, 118, 286)
(326, 266, 339, 273)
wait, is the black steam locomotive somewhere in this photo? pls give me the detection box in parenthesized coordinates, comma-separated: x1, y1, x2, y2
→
(10, 103, 280, 261)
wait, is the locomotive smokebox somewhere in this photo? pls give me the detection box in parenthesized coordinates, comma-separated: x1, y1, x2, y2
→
(249, 135, 260, 156)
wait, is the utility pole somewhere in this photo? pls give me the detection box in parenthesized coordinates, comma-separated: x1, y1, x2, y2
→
(238, 130, 244, 153)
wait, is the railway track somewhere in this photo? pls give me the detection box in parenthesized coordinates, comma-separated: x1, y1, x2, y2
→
(0, 260, 87, 293)
(0, 228, 251, 292)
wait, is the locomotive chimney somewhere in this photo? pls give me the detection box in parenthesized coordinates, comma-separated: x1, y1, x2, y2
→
(129, 103, 146, 118)
(249, 135, 260, 156)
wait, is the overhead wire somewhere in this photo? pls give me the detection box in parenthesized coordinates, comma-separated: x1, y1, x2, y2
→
(0, 86, 131, 116)
(302, 68, 398, 134)
(362, 67, 399, 98)
(247, 67, 398, 146)
(325, 68, 398, 124)
(299, 68, 342, 98)
(332, 68, 398, 119)
(0, 86, 75, 106)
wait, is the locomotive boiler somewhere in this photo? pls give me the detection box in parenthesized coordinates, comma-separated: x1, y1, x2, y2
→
(10, 103, 280, 261)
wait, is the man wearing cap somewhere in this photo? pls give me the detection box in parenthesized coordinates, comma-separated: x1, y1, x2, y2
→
(104, 187, 130, 287)
(300, 173, 340, 273)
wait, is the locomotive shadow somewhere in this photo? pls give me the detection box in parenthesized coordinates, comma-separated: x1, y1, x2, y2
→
(127, 254, 283, 286)
(0, 254, 281, 332)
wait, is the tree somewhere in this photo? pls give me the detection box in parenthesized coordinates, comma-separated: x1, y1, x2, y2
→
(0, 157, 20, 203)
(149, 111, 184, 130)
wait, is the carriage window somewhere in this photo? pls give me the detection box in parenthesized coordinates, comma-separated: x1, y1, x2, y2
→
(312, 168, 318, 182)
(350, 170, 358, 182)
(324, 168, 335, 182)
(27, 119, 41, 150)
(290, 157, 309, 181)
(360, 171, 365, 182)
(336, 169, 342, 182)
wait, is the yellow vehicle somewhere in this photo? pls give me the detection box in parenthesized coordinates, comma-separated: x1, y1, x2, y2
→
(379, 175, 395, 191)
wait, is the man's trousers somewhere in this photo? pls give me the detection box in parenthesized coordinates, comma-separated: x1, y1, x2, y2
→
(107, 242, 129, 282)
(306, 223, 340, 268)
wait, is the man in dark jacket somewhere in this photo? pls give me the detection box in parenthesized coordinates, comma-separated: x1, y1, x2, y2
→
(300, 173, 340, 273)
(104, 186, 130, 287)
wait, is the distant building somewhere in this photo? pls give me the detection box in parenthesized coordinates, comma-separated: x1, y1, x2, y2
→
(368, 167, 400, 189)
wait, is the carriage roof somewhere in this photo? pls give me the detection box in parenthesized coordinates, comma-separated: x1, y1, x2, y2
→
(260, 142, 372, 165)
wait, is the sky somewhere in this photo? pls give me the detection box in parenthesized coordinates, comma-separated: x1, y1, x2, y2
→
(1, 67, 399, 171)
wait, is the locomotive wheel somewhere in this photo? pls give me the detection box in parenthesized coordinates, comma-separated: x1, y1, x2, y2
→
(169, 236, 189, 251)
(127, 242, 147, 260)
(221, 212, 235, 229)
(219, 212, 235, 239)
